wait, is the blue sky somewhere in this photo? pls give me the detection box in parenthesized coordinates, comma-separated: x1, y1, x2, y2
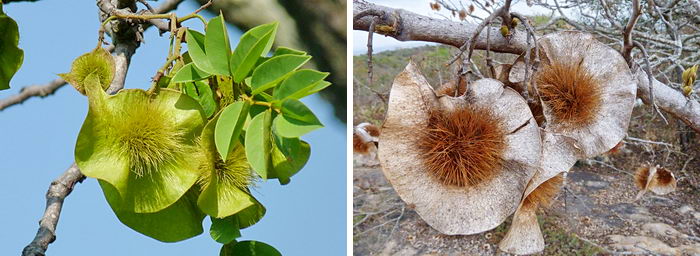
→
(0, 1, 346, 255)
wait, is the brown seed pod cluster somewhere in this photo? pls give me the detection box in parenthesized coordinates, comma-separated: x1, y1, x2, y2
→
(522, 174, 563, 210)
(458, 8, 467, 20)
(362, 123, 380, 137)
(435, 79, 467, 96)
(417, 106, 506, 187)
(536, 60, 602, 128)
(353, 133, 369, 154)
(635, 165, 652, 189)
(635, 165, 676, 196)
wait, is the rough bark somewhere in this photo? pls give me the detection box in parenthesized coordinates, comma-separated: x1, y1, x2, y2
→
(352, 0, 700, 134)
(635, 69, 700, 133)
(21, 164, 85, 256)
(353, 0, 528, 54)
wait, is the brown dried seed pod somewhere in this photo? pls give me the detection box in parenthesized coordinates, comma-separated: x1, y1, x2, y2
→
(354, 122, 380, 166)
(521, 173, 563, 210)
(635, 165, 676, 199)
(353, 133, 369, 154)
(510, 31, 637, 159)
(499, 174, 564, 255)
(379, 61, 541, 235)
(435, 79, 467, 96)
(458, 8, 467, 20)
(357, 122, 380, 137)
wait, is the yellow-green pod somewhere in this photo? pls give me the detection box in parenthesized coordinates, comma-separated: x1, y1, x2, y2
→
(75, 74, 207, 214)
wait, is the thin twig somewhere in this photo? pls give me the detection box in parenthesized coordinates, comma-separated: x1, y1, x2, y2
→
(367, 17, 378, 88)
(21, 164, 85, 256)
(0, 45, 115, 111)
(621, 0, 642, 64)
(625, 136, 674, 147)
(634, 41, 668, 125)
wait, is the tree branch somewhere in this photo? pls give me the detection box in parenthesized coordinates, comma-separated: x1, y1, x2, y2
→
(621, 0, 641, 64)
(352, 0, 700, 134)
(0, 0, 184, 111)
(635, 69, 700, 133)
(353, 0, 529, 54)
(0, 45, 115, 111)
(0, 78, 66, 111)
(21, 164, 85, 256)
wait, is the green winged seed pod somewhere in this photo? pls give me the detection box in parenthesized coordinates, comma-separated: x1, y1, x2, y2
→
(197, 112, 264, 220)
(75, 73, 207, 214)
(99, 180, 206, 242)
(59, 47, 115, 95)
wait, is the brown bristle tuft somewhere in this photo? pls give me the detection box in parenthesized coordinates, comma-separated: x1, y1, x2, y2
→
(364, 124, 381, 137)
(353, 133, 369, 154)
(417, 106, 506, 187)
(655, 167, 673, 185)
(635, 165, 650, 189)
(536, 61, 602, 127)
(522, 174, 563, 209)
(607, 141, 624, 155)
(435, 80, 467, 96)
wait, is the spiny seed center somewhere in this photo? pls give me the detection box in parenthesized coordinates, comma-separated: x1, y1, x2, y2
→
(417, 106, 506, 187)
(536, 61, 602, 127)
(109, 103, 184, 177)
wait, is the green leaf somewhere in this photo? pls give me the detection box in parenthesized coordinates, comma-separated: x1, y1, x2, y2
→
(75, 88, 207, 213)
(99, 181, 205, 242)
(58, 48, 114, 95)
(210, 216, 241, 244)
(273, 46, 306, 56)
(183, 80, 217, 118)
(273, 69, 329, 101)
(273, 99, 323, 138)
(0, 5, 23, 91)
(270, 136, 310, 185)
(245, 110, 272, 179)
(250, 54, 311, 95)
(230, 22, 278, 83)
(185, 29, 214, 73)
(205, 14, 232, 75)
(301, 80, 332, 96)
(215, 101, 251, 160)
(172, 62, 211, 83)
(224, 241, 282, 256)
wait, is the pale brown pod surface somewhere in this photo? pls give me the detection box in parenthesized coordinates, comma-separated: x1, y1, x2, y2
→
(378, 61, 542, 235)
(509, 31, 637, 217)
(537, 31, 637, 158)
(499, 174, 564, 255)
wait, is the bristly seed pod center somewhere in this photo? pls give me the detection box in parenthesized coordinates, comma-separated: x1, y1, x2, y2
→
(109, 101, 186, 177)
(417, 106, 506, 187)
(536, 61, 602, 128)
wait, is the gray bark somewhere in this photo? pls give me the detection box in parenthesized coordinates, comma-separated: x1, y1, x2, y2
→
(352, 0, 700, 134)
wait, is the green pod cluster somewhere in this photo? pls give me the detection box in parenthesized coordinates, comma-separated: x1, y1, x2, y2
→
(74, 73, 208, 241)
(59, 48, 114, 95)
(63, 15, 329, 250)
(196, 113, 265, 224)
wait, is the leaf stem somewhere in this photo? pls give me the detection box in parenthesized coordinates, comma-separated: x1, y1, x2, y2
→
(241, 94, 281, 113)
